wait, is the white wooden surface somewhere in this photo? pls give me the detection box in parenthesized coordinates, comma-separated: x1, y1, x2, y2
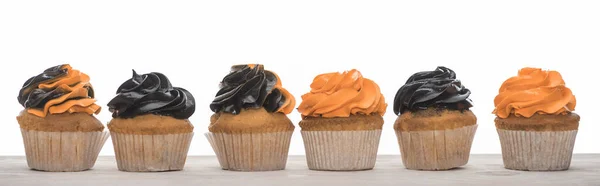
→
(0, 155, 598, 186)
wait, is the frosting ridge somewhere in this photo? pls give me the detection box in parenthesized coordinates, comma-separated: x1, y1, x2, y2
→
(18, 64, 101, 117)
(298, 69, 387, 118)
(107, 70, 196, 119)
(210, 64, 295, 114)
(393, 66, 473, 115)
(493, 67, 576, 118)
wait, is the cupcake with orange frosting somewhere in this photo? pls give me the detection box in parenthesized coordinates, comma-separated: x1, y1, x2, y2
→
(493, 67, 579, 171)
(393, 66, 477, 171)
(298, 69, 386, 171)
(207, 64, 296, 171)
(16, 64, 109, 172)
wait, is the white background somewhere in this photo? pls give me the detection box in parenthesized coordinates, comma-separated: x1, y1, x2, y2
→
(0, 0, 598, 156)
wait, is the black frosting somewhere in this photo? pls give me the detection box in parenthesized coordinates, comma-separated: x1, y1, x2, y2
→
(393, 66, 473, 115)
(18, 64, 94, 109)
(210, 65, 287, 114)
(107, 70, 195, 119)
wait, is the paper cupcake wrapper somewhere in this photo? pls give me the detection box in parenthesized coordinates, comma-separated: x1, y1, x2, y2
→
(111, 132, 194, 172)
(301, 130, 381, 171)
(20, 129, 109, 172)
(205, 131, 293, 171)
(497, 129, 577, 171)
(395, 125, 477, 171)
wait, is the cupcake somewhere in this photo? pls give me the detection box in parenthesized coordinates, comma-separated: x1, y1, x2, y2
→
(493, 67, 579, 171)
(297, 69, 386, 171)
(16, 64, 109, 172)
(107, 70, 195, 172)
(393, 66, 477, 171)
(207, 64, 296, 171)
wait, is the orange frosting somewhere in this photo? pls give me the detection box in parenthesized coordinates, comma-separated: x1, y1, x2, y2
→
(298, 69, 387, 118)
(27, 65, 101, 117)
(493, 67, 576, 119)
(270, 71, 296, 114)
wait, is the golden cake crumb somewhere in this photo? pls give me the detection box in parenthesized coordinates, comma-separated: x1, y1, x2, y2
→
(16, 110, 104, 132)
(299, 114, 384, 131)
(394, 108, 477, 131)
(209, 108, 294, 133)
(108, 114, 193, 134)
(495, 113, 579, 131)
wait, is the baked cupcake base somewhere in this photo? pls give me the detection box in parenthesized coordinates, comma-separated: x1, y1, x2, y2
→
(394, 109, 477, 171)
(208, 109, 295, 171)
(299, 114, 384, 171)
(302, 130, 381, 171)
(21, 130, 109, 172)
(17, 112, 108, 172)
(495, 113, 580, 171)
(205, 131, 293, 171)
(111, 132, 193, 172)
(497, 129, 577, 171)
(396, 125, 477, 170)
(108, 114, 195, 172)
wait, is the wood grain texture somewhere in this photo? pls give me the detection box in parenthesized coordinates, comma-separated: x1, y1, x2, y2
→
(0, 155, 599, 186)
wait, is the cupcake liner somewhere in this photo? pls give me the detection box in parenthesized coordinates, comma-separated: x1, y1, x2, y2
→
(111, 132, 194, 172)
(301, 130, 381, 171)
(205, 131, 293, 171)
(20, 129, 109, 172)
(497, 129, 577, 171)
(205, 132, 228, 170)
(395, 125, 478, 171)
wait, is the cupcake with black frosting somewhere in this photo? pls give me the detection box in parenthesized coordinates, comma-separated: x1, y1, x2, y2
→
(107, 70, 195, 172)
(206, 64, 295, 171)
(393, 66, 477, 170)
(16, 64, 109, 172)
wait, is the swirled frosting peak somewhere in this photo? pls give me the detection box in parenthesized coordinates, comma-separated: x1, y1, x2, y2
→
(493, 67, 576, 119)
(18, 64, 101, 117)
(107, 70, 196, 119)
(393, 66, 473, 115)
(210, 64, 296, 115)
(297, 69, 387, 118)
